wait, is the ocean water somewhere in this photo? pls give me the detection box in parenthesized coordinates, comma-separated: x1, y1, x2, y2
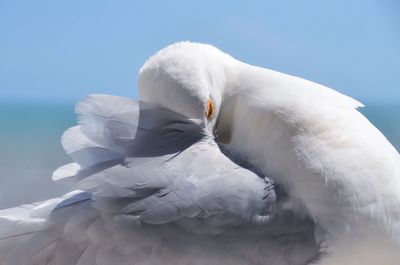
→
(0, 102, 75, 208)
(0, 102, 399, 209)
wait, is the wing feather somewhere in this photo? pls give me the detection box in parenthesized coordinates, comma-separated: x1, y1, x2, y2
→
(0, 94, 318, 264)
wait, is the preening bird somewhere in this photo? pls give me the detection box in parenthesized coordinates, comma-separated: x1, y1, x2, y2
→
(138, 42, 400, 264)
(0, 42, 399, 265)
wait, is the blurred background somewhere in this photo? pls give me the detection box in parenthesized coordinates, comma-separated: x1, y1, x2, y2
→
(0, 0, 399, 208)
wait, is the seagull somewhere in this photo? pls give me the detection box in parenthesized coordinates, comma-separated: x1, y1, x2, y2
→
(138, 42, 400, 264)
(0, 41, 399, 265)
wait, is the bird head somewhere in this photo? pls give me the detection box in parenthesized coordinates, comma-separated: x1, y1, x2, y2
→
(138, 41, 236, 142)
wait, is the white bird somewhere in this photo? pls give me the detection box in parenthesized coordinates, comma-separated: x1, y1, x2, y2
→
(1, 41, 399, 265)
(138, 42, 400, 264)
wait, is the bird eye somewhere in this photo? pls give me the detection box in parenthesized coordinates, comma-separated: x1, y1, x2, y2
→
(205, 99, 214, 120)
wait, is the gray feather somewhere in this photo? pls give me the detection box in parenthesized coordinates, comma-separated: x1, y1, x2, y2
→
(0, 94, 319, 265)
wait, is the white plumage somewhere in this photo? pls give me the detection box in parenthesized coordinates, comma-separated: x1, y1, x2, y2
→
(139, 42, 400, 264)
(1, 42, 399, 264)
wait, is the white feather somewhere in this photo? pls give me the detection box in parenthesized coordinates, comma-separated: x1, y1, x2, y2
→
(52, 163, 81, 181)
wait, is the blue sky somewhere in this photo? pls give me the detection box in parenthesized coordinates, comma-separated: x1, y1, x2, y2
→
(0, 0, 399, 103)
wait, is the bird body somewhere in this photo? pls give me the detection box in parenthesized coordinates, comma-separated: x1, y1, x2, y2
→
(139, 42, 400, 264)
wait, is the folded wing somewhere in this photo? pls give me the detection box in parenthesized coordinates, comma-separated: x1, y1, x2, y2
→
(0, 94, 318, 265)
